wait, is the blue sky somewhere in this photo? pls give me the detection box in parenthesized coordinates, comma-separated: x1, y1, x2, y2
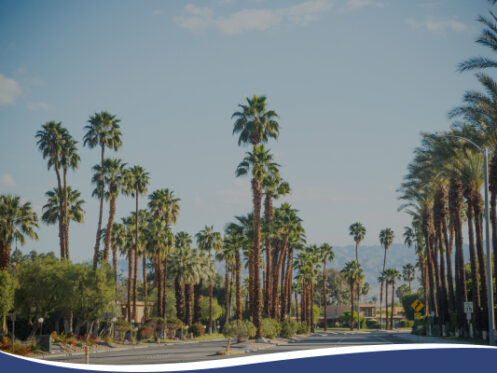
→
(0, 0, 491, 263)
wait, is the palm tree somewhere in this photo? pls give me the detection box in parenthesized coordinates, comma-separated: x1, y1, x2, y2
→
(236, 144, 279, 336)
(341, 260, 362, 331)
(402, 263, 416, 293)
(377, 271, 387, 328)
(0, 195, 39, 270)
(349, 222, 366, 329)
(100, 158, 127, 263)
(103, 222, 125, 282)
(149, 188, 180, 318)
(120, 215, 135, 321)
(262, 174, 290, 317)
(196, 226, 222, 333)
(218, 237, 236, 323)
(42, 187, 85, 230)
(319, 243, 334, 331)
(123, 166, 150, 320)
(232, 94, 280, 147)
(84, 111, 122, 268)
(378, 228, 394, 329)
(385, 268, 401, 329)
(35, 121, 67, 258)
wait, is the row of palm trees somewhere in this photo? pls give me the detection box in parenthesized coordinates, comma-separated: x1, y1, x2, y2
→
(398, 3, 497, 338)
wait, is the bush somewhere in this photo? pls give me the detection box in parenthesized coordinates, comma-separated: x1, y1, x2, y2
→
(339, 311, 365, 328)
(223, 320, 256, 341)
(400, 319, 414, 328)
(261, 318, 281, 339)
(296, 322, 310, 334)
(366, 318, 380, 329)
(138, 326, 154, 340)
(190, 323, 206, 337)
(280, 320, 299, 338)
(166, 317, 183, 337)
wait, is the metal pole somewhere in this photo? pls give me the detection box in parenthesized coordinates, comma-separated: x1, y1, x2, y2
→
(12, 317, 14, 354)
(483, 148, 496, 345)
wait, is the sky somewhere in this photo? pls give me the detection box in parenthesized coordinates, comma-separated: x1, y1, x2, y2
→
(0, 0, 492, 263)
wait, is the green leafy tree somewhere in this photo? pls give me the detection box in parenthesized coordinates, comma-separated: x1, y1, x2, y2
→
(0, 270, 14, 334)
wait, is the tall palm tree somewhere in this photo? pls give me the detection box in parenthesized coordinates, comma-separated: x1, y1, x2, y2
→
(319, 243, 334, 331)
(378, 228, 394, 329)
(120, 215, 135, 321)
(262, 174, 290, 317)
(123, 166, 150, 320)
(349, 222, 366, 329)
(236, 145, 279, 336)
(149, 188, 180, 318)
(103, 222, 125, 282)
(232, 94, 280, 147)
(100, 158, 127, 263)
(0, 195, 39, 270)
(35, 121, 67, 258)
(196, 226, 222, 333)
(341, 260, 362, 331)
(84, 111, 122, 268)
(402, 263, 416, 293)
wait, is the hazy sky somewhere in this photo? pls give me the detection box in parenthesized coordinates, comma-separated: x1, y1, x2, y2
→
(0, 0, 491, 263)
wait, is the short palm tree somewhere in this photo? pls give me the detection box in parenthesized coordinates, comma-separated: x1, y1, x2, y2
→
(0, 195, 39, 270)
(101, 158, 127, 263)
(379, 228, 394, 329)
(196, 226, 222, 333)
(84, 111, 122, 268)
(349, 222, 366, 329)
(341, 260, 362, 331)
(385, 268, 401, 330)
(123, 166, 150, 320)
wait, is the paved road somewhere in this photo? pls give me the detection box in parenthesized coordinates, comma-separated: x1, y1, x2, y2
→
(43, 331, 418, 365)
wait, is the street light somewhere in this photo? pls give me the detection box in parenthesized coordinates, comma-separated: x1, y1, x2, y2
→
(432, 133, 496, 345)
(38, 317, 44, 337)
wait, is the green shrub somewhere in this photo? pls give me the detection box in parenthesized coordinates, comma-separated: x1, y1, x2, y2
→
(339, 311, 365, 328)
(190, 322, 205, 337)
(400, 319, 413, 328)
(296, 322, 310, 334)
(261, 318, 281, 339)
(366, 318, 380, 329)
(360, 317, 367, 329)
(280, 320, 299, 338)
(223, 320, 256, 341)
(138, 326, 154, 340)
(166, 317, 183, 337)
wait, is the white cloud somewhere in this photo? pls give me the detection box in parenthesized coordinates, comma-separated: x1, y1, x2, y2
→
(0, 74, 22, 105)
(343, 0, 384, 10)
(175, 0, 333, 34)
(407, 17, 470, 34)
(0, 174, 16, 189)
(27, 101, 51, 111)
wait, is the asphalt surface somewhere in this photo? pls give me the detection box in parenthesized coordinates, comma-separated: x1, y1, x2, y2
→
(42, 331, 419, 365)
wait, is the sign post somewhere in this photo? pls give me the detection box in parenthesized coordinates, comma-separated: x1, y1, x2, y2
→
(85, 346, 90, 364)
(464, 302, 474, 338)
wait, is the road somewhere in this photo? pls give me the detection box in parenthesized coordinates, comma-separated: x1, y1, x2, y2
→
(43, 331, 423, 365)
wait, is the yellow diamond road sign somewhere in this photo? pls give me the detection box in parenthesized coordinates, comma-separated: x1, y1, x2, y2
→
(411, 299, 424, 312)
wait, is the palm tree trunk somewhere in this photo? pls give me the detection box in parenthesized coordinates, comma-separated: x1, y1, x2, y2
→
(472, 191, 489, 332)
(466, 193, 482, 332)
(175, 275, 184, 321)
(143, 255, 148, 320)
(422, 207, 438, 317)
(350, 280, 354, 331)
(63, 168, 69, 260)
(385, 281, 389, 330)
(251, 177, 263, 338)
(162, 256, 168, 320)
(285, 248, 294, 320)
(133, 247, 138, 322)
(157, 253, 162, 317)
(112, 243, 117, 284)
(295, 291, 299, 322)
(272, 234, 289, 320)
(93, 145, 105, 269)
(194, 280, 202, 324)
(54, 160, 65, 260)
(379, 281, 384, 329)
(489, 153, 497, 304)
(185, 283, 193, 327)
(323, 261, 327, 331)
(208, 281, 213, 333)
(104, 196, 117, 262)
(310, 281, 315, 332)
(133, 193, 139, 322)
(450, 178, 467, 334)
(236, 251, 242, 321)
(264, 193, 273, 318)
(225, 261, 230, 323)
(390, 282, 395, 329)
(443, 216, 455, 314)
(127, 248, 133, 322)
